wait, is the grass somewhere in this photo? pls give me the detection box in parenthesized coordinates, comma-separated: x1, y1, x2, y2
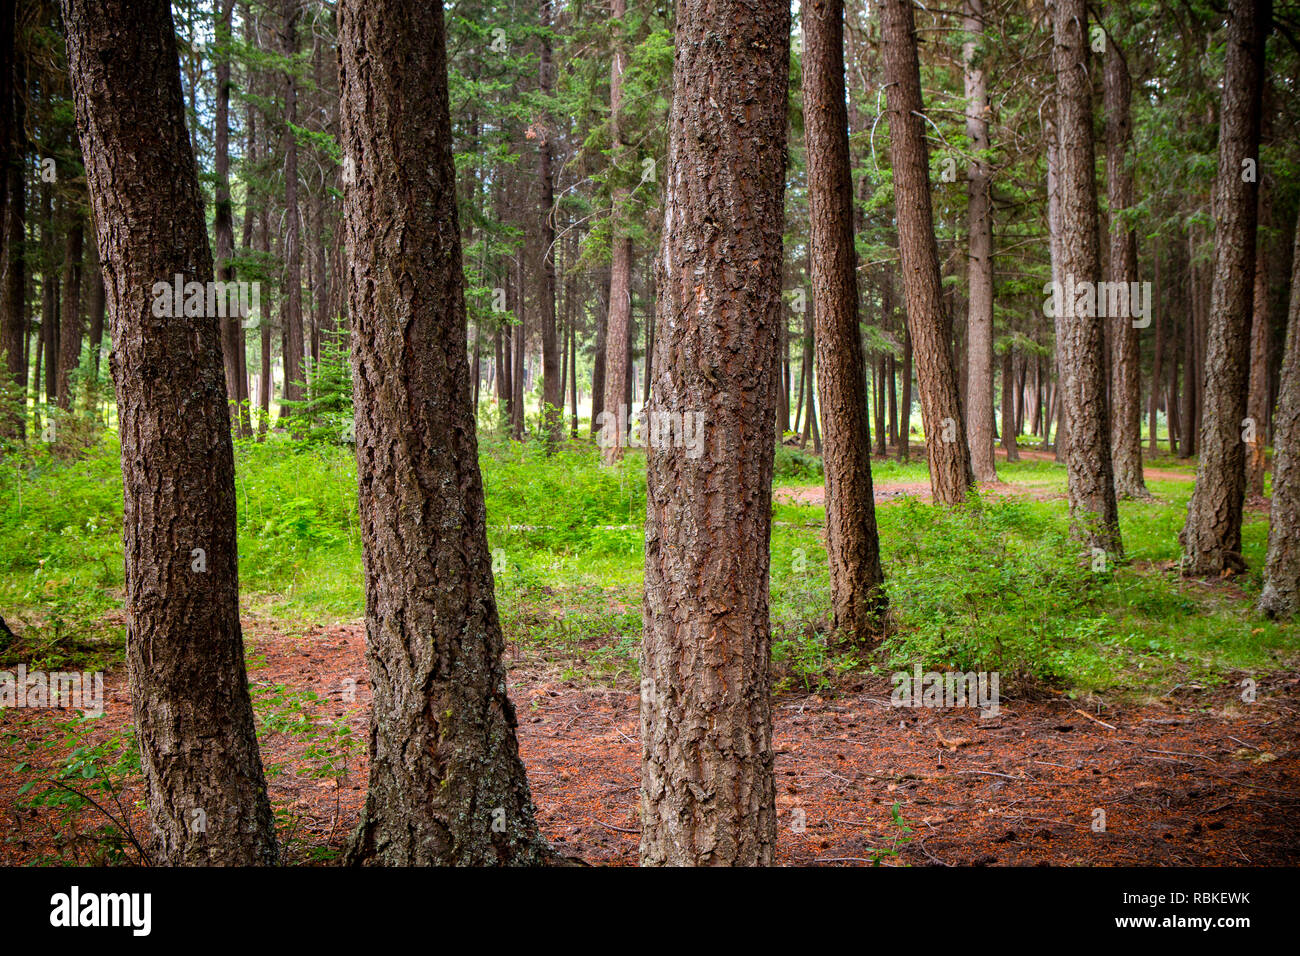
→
(0, 424, 1296, 701)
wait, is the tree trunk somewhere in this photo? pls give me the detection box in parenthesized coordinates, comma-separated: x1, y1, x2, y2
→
(1245, 176, 1272, 498)
(1049, 0, 1122, 556)
(1104, 37, 1147, 498)
(511, 255, 525, 439)
(1180, 242, 1197, 457)
(56, 215, 84, 410)
(880, 0, 973, 504)
(338, 0, 552, 865)
(1001, 345, 1019, 461)
(40, 185, 57, 406)
(963, 0, 996, 481)
(214, 0, 243, 434)
(597, 0, 633, 460)
(0, 2, 25, 440)
(1259, 208, 1300, 615)
(537, 0, 561, 446)
(641, 0, 788, 866)
(63, 0, 277, 864)
(899, 323, 912, 462)
(803, 0, 886, 644)
(279, 0, 303, 411)
(1149, 247, 1164, 454)
(1180, 0, 1269, 576)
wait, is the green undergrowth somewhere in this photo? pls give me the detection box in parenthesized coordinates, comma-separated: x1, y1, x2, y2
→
(0, 431, 1294, 700)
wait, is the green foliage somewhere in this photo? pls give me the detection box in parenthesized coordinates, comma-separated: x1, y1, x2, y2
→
(6, 715, 145, 865)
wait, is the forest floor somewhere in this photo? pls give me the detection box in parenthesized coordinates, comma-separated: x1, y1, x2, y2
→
(3, 437, 1298, 866)
(3, 619, 1298, 866)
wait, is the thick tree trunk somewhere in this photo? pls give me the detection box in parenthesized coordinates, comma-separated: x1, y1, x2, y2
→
(1259, 209, 1300, 616)
(963, 0, 996, 481)
(63, 0, 277, 864)
(880, 0, 973, 504)
(338, 0, 551, 865)
(803, 0, 886, 644)
(1049, 0, 1122, 556)
(1180, 0, 1269, 576)
(641, 0, 788, 866)
(1104, 38, 1147, 498)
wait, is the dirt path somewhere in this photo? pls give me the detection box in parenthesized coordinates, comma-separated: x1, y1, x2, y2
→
(4, 623, 1296, 866)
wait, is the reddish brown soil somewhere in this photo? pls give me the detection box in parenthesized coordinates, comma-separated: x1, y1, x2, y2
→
(3, 622, 1297, 866)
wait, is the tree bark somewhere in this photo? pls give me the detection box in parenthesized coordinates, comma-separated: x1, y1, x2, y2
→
(1245, 175, 1272, 499)
(338, 0, 551, 865)
(641, 0, 788, 866)
(880, 0, 973, 504)
(1049, 0, 1122, 556)
(63, 0, 277, 864)
(963, 0, 996, 481)
(1259, 208, 1300, 616)
(1180, 0, 1269, 576)
(803, 0, 886, 644)
(1104, 36, 1147, 498)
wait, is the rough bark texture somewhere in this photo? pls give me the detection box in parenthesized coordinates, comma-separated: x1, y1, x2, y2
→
(63, 0, 277, 864)
(1050, 0, 1122, 556)
(338, 0, 550, 865)
(803, 0, 886, 643)
(1104, 38, 1147, 499)
(1259, 210, 1300, 616)
(880, 0, 973, 505)
(640, 0, 789, 866)
(1180, 0, 1269, 576)
(963, 0, 996, 482)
